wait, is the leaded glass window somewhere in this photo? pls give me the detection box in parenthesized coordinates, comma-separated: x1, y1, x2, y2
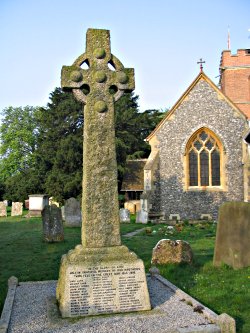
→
(211, 150, 220, 186)
(200, 150, 209, 186)
(187, 129, 221, 187)
(189, 150, 198, 186)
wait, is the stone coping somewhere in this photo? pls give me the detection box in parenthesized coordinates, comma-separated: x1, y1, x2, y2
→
(0, 273, 235, 333)
(0, 277, 18, 333)
(151, 272, 235, 333)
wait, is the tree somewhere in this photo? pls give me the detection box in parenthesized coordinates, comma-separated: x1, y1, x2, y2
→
(0, 106, 40, 181)
(3, 169, 43, 202)
(0, 88, 165, 202)
(36, 88, 83, 202)
(114, 92, 165, 186)
(0, 106, 44, 201)
(36, 89, 165, 199)
(0, 181, 5, 201)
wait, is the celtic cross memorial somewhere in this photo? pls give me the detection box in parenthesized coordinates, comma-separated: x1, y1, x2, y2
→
(56, 28, 151, 317)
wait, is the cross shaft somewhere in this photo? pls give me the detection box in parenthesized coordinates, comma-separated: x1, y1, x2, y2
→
(61, 29, 134, 248)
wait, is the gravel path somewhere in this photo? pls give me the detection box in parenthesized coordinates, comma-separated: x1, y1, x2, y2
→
(7, 277, 217, 333)
(123, 228, 145, 238)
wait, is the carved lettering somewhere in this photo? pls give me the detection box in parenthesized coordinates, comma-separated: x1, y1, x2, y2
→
(68, 264, 145, 315)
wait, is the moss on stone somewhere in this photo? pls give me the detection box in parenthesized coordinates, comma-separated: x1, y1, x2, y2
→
(57, 29, 151, 318)
(214, 201, 250, 269)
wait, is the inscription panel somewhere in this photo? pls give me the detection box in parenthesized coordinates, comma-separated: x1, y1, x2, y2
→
(67, 261, 149, 316)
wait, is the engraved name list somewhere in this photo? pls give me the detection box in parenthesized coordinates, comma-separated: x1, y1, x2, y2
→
(68, 263, 146, 316)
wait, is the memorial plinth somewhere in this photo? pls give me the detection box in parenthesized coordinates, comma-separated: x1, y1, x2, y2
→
(57, 246, 150, 317)
(56, 28, 151, 317)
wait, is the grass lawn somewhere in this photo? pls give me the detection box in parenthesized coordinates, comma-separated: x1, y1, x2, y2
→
(0, 217, 249, 332)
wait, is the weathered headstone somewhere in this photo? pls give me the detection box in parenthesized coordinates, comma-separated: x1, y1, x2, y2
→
(152, 239, 193, 265)
(42, 205, 64, 242)
(11, 202, 23, 216)
(56, 28, 151, 318)
(136, 210, 148, 224)
(0, 202, 7, 217)
(119, 208, 130, 223)
(213, 202, 250, 269)
(64, 197, 81, 226)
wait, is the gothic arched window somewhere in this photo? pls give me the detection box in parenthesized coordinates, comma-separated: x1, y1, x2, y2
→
(187, 129, 222, 187)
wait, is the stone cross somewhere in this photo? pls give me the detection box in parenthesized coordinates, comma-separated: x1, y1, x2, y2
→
(57, 29, 150, 318)
(61, 29, 134, 248)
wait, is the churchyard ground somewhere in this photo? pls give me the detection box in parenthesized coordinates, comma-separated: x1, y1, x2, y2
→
(0, 215, 249, 332)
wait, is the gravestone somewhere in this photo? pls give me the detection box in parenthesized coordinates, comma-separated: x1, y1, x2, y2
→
(213, 202, 250, 269)
(64, 197, 81, 226)
(24, 199, 29, 209)
(136, 210, 148, 224)
(0, 202, 7, 217)
(56, 28, 151, 318)
(119, 208, 130, 223)
(151, 239, 193, 264)
(42, 205, 64, 242)
(11, 202, 23, 216)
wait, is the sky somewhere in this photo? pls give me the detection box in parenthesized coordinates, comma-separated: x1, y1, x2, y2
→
(0, 0, 249, 113)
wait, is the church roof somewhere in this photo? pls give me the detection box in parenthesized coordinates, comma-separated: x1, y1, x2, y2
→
(121, 159, 147, 191)
(146, 71, 247, 142)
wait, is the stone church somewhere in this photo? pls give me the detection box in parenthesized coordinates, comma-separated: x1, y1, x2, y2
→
(142, 48, 250, 220)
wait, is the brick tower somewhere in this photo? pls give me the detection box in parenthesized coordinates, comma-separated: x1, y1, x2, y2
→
(220, 49, 250, 119)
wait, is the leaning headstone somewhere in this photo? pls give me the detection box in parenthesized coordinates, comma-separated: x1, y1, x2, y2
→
(42, 205, 64, 242)
(56, 28, 151, 318)
(136, 210, 148, 224)
(11, 202, 23, 216)
(151, 239, 193, 264)
(119, 208, 130, 223)
(64, 198, 81, 227)
(0, 202, 7, 217)
(213, 202, 250, 269)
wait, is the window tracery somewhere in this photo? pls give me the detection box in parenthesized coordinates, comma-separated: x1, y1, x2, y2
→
(187, 129, 221, 188)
